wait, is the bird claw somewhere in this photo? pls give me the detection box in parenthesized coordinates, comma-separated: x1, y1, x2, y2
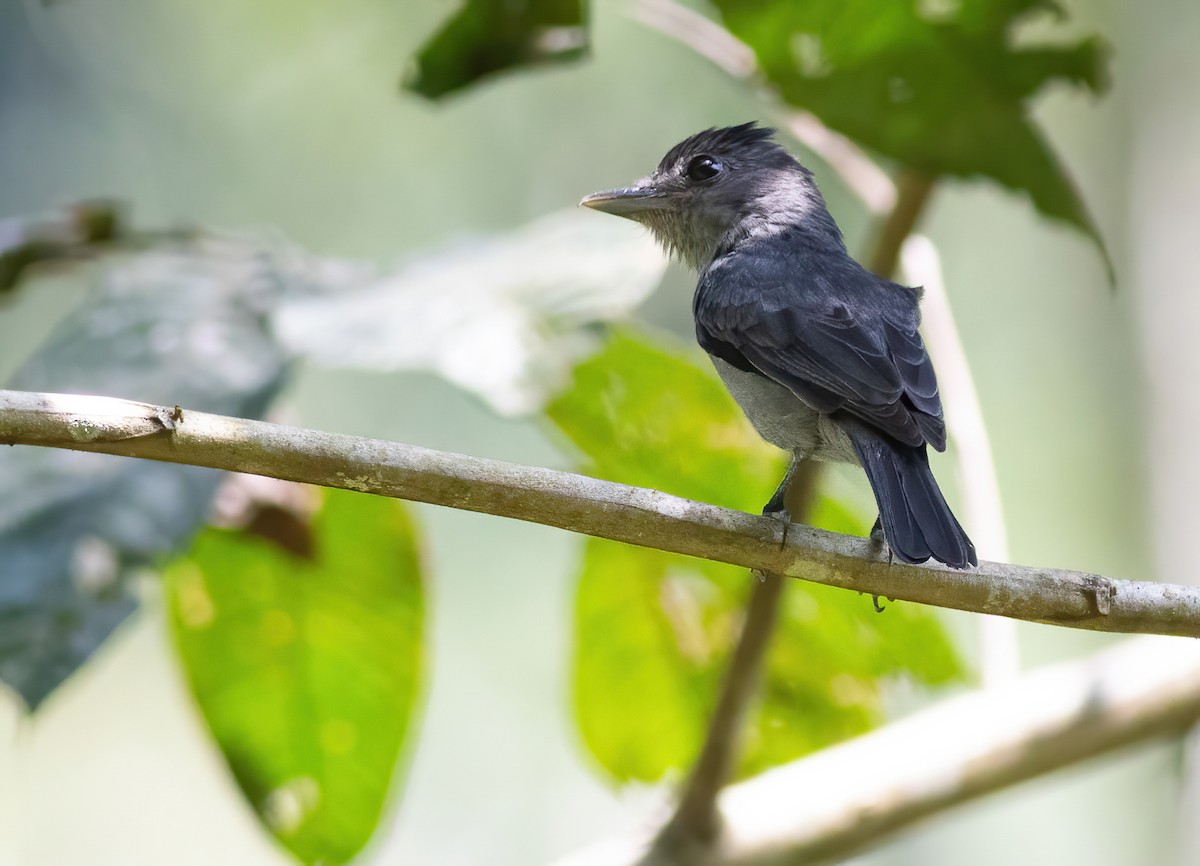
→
(763, 504, 791, 521)
(762, 506, 791, 550)
(871, 594, 887, 613)
(868, 517, 893, 564)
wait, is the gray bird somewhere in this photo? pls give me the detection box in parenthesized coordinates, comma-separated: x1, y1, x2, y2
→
(580, 123, 975, 568)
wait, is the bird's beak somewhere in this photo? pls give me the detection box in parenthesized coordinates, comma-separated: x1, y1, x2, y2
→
(579, 185, 673, 219)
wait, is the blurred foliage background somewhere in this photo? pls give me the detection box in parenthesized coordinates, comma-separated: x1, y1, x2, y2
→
(0, 0, 1195, 864)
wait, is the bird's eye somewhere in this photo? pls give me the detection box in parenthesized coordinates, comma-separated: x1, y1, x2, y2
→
(685, 155, 723, 181)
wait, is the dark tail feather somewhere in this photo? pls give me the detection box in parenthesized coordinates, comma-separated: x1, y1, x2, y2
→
(847, 428, 977, 569)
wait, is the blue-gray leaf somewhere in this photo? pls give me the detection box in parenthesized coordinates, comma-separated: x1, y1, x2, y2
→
(0, 239, 290, 708)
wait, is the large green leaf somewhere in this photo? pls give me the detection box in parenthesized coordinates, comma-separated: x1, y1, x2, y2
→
(547, 328, 784, 514)
(709, 0, 1110, 260)
(573, 540, 713, 781)
(550, 329, 962, 782)
(404, 0, 587, 99)
(166, 490, 425, 865)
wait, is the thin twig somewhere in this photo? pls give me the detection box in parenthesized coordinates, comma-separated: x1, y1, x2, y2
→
(1, 390, 1197, 636)
(867, 168, 935, 278)
(652, 574, 786, 859)
(656, 462, 820, 851)
(555, 635, 1200, 866)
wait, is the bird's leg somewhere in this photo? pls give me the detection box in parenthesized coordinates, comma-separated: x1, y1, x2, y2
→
(752, 456, 801, 580)
(764, 454, 803, 551)
(869, 515, 893, 565)
(867, 516, 892, 610)
(763, 454, 801, 521)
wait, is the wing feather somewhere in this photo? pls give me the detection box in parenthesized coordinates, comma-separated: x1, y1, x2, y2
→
(695, 251, 946, 450)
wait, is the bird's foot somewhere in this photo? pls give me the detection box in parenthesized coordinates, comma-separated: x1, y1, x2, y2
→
(763, 505, 791, 522)
(868, 516, 894, 565)
(871, 594, 887, 613)
(762, 505, 792, 550)
(763, 456, 799, 518)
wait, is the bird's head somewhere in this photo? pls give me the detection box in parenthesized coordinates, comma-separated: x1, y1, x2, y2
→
(580, 123, 840, 271)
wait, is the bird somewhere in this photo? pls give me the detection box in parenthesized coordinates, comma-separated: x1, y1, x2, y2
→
(580, 122, 976, 569)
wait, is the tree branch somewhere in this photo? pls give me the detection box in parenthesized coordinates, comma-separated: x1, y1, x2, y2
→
(653, 573, 787, 858)
(2, 389, 1199, 637)
(656, 462, 820, 852)
(555, 635, 1200, 866)
(867, 168, 935, 278)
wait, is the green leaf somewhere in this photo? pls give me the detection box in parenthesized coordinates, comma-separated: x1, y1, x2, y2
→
(709, 0, 1110, 263)
(546, 328, 786, 514)
(573, 540, 714, 781)
(743, 577, 962, 776)
(404, 0, 588, 100)
(551, 329, 963, 782)
(166, 490, 425, 865)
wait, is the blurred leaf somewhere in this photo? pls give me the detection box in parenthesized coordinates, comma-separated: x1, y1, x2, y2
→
(0, 238, 290, 708)
(551, 329, 963, 782)
(708, 0, 1110, 262)
(745, 569, 963, 775)
(274, 211, 667, 415)
(547, 328, 785, 512)
(573, 540, 710, 781)
(166, 490, 425, 866)
(404, 0, 588, 99)
(0, 209, 664, 706)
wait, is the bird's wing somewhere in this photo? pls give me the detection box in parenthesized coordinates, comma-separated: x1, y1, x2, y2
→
(695, 258, 946, 450)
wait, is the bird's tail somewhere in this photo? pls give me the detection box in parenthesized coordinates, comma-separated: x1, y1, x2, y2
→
(847, 428, 977, 569)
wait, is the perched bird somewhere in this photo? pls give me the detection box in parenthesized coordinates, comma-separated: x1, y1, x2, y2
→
(580, 123, 975, 568)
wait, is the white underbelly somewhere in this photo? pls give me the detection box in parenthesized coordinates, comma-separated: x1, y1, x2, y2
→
(711, 357, 857, 464)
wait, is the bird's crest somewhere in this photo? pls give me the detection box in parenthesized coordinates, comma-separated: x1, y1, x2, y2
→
(657, 123, 779, 173)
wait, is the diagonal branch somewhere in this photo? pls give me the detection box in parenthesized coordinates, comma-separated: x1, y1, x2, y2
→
(555, 635, 1200, 866)
(866, 168, 935, 278)
(653, 572, 787, 858)
(2, 389, 1199, 637)
(655, 462, 821, 853)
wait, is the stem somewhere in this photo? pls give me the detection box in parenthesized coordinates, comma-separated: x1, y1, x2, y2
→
(656, 462, 820, 850)
(868, 168, 936, 278)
